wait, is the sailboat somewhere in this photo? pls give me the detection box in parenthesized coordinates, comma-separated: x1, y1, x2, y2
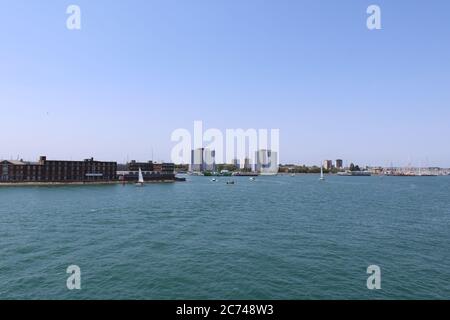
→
(136, 168, 144, 186)
(319, 164, 325, 181)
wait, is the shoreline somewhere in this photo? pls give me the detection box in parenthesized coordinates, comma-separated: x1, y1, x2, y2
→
(0, 180, 177, 187)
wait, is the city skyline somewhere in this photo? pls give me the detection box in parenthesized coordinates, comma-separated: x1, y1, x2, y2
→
(1, 1, 450, 167)
(2, 153, 448, 171)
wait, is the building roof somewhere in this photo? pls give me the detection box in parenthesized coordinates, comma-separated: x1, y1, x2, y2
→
(1, 160, 42, 165)
(0, 160, 27, 165)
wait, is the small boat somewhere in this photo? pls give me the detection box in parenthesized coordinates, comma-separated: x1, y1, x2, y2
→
(226, 180, 235, 185)
(319, 164, 325, 181)
(249, 177, 256, 181)
(136, 168, 144, 186)
(211, 178, 217, 182)
(291, 174, 295, 177)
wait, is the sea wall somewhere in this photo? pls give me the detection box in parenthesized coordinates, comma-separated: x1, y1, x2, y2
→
(0, 180, 177, 187)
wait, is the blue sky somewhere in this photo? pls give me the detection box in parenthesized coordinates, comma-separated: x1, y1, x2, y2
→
(1, 0, 449, 166)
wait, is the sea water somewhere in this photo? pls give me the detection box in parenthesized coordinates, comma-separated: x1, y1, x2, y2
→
(1, 175, 449, 299)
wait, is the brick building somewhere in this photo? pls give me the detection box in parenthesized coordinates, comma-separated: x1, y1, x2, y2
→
(117, 160, 175, 182)
(0, 156, 117, 183)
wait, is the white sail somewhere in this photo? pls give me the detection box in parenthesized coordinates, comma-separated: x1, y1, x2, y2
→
(138, 168, 144, 184)
(320, 164, 325, 180)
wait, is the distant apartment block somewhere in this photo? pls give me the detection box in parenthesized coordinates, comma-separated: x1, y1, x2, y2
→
(323, 160, 333, 170)
(255, 149, 278, 175)
(204, 149, 216, 172)
(190, 148, 216, 172)
(335, 159, 343, 169)
(243, 158, 252, 171)
(190, 148, 204, 172)
(232, 158, 240, 169)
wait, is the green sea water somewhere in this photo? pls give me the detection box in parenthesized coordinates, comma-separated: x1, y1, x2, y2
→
(1, 175, 449, 299)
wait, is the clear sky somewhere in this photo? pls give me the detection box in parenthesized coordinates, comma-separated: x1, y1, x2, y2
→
(1, 0, 449, 167)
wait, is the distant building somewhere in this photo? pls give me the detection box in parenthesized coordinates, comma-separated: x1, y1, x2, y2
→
(126, 161, 174, 174)
(368, 166, 384, 175)
(232, 158, 240, 169)
(0, 156, 116, 183)
(190, 148, 215, 172)
(255, 150, 278, 175)
(174, 164, 189, 173)
(241, 158, 251, 171)
(323, 160, 333, 170)
(335, 159, 343, 169)
(127, 160, 154, 171)
(190, 148, 204, 172)
(204, 149, 216, 172)
(117, 160, 175, 182)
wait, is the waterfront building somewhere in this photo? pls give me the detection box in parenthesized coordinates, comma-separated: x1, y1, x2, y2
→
(368, 167, 384, 175)
(232, 158, 240, 169)
(174, 164, 189, 173)
(0, 156, 116, 183)
(323, 160, 333, 171)
(255, 150, 278, 175)
(127, 160, 154, 172)
(117, 160, 175, 182)
(335, 159, 343, 169)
